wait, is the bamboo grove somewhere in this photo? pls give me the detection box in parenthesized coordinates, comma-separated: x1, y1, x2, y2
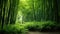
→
(18, 0, 60, 22)
(0, 0, 19, 28)
(0, 0, 60, 29)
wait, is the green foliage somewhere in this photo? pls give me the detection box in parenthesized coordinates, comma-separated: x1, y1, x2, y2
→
(24, 21, 57, 31)
(17, 0, 59, 22)
(1, 24, 28, 34)
(0, 0, 60, 34)
(0, 21, 60, 34)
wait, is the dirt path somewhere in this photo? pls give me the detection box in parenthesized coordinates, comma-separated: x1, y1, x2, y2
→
(28, 31, 60, 34)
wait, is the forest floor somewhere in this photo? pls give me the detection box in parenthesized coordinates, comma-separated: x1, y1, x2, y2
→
(28, 31, 60, 34)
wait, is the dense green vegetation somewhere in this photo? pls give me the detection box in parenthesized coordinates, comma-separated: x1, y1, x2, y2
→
(0, 0, 60, 34)
(0, 21, 60, 34)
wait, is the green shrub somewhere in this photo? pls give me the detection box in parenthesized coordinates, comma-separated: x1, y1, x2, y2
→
(0, 21, 60, 34)
(24, 21, 56, 31)
(2, 24, 28, 34)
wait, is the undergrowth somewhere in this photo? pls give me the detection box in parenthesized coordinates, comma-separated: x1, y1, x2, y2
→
(0, 21, 60, 34)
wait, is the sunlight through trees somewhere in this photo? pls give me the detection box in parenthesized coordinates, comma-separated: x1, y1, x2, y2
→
(0, 0, 60, 34)
(17, 0, 60, 23)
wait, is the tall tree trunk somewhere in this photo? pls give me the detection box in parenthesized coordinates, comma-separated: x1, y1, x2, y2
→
(53, 0, 59, 23)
